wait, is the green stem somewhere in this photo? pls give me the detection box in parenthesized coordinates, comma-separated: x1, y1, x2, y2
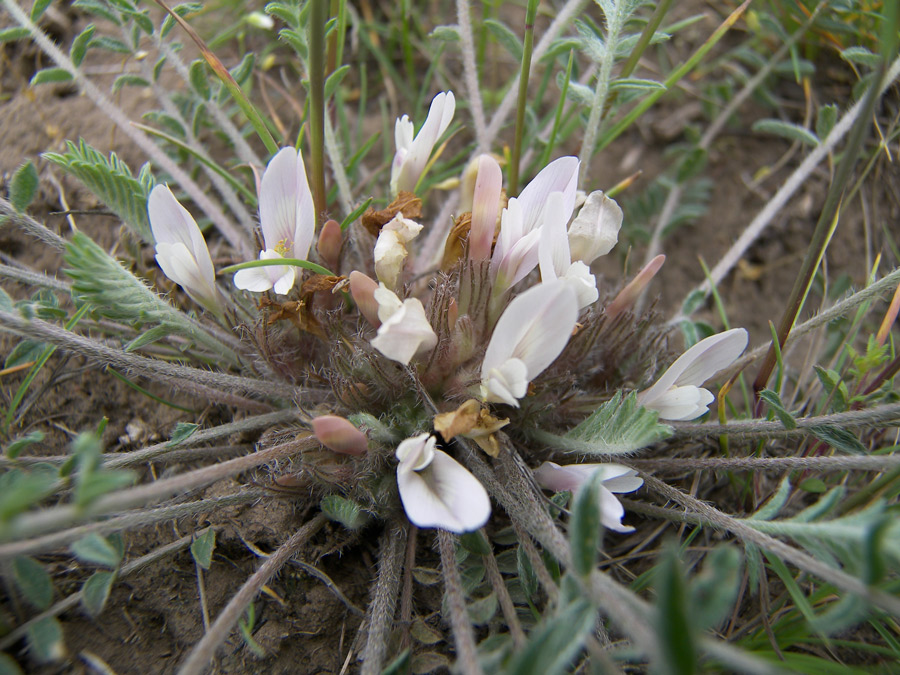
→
(753, 62, 886, 399)
(308, 0, 329, 223)
(219, 257, 335, 277)
(151, 0, 279, 157)
(3, 304, 90, 433)
(538, 50, 574, 168)
(509, 0, 539, 197)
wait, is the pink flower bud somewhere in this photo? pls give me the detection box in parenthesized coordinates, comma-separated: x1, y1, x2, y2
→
(349, 271, 381, 328)
(316, 219, 343, 270)
(469, 154, 502, 261)
(312, 415, 368, 456)
(606, 254, 665, 319)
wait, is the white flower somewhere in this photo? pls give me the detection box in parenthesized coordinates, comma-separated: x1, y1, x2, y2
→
(637, 328, 749, 420)
(391, 91, 456, 195)
(490, 157, 580, 295)
(233, 250, 294, 294)
(489, 197, 542, 294)
(370, 284, 438, 365)
(480, 280, 578, 407)
(396, 433, 491, 533)
(567, 191, 623, 265)
(515, 156, 579, 235)
(148, 184, 221, 314)
(538, 191, 599, 309)
(374, 214, 423, 289)
(534, 461, 642, 533)
(233, 147, 315, 294)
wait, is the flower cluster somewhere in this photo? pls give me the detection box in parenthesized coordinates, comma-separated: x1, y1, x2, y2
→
(147, 92, 748, 536)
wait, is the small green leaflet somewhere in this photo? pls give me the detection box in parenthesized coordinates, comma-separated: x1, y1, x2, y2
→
(532, 392, 672, 456)
(758, 389, 797, 429)
(752, 119, 819, 147)
(26, 616, 64, 663)
(12, 556, 54, 610)
(320, 495, 370, 530)
(70, 533, 122, 568)
(81, 570, 115, 617)
(168, 422, 200, 447)
(30, 67, 73, 86)
(8, 160, 38, 213)
(190, 528, 216, 569)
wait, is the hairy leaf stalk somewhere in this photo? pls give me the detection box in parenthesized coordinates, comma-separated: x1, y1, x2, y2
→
(577, 3, 625, 186)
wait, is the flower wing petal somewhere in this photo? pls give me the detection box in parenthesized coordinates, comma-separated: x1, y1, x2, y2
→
(644, 384, 715, 421)
(639, 328, 748, 405)
(598, 485, 634, 533)
(538, 191, 571, 281)
(397, 449, 490, 533)
(148, 185, 216, 287)
(259, 147, 315, 260)
(482, 280, 578, 384)
(517, 156, 579, 234)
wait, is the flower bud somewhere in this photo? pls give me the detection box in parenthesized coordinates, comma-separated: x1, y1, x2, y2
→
(312, 415, 368, 456)
(349, 271, 381, 327)
(316, 219, 343, 271)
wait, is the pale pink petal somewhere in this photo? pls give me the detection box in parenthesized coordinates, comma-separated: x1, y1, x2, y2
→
(538, 192, 571, 281)
(392, 92, 455, 194)
(490, 281, 579, 378)
(259, 147, 315, 260)
(533, 461, 583, 493)
(563, 261, 599, 309)
(598, 485, 634, 533)
(233, 250, 295, 293)
(493, 198, 524, 266)
(148, 185, 216, 288)
(533, 462, 640, 532)
(395, 433, 436, 471)
(493, 228, 541, 292)
(469, 154, 502, 261)
(233, 267, 277, 292)
(517, 156, 579, 234)
(373, 283, 405, 323)
(602, 470, 644, 494)
(395, 115, 414, 152)
(371, 295, 438, 365)
(534, 462, 642, 493)
(155, 242, 218, 310)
